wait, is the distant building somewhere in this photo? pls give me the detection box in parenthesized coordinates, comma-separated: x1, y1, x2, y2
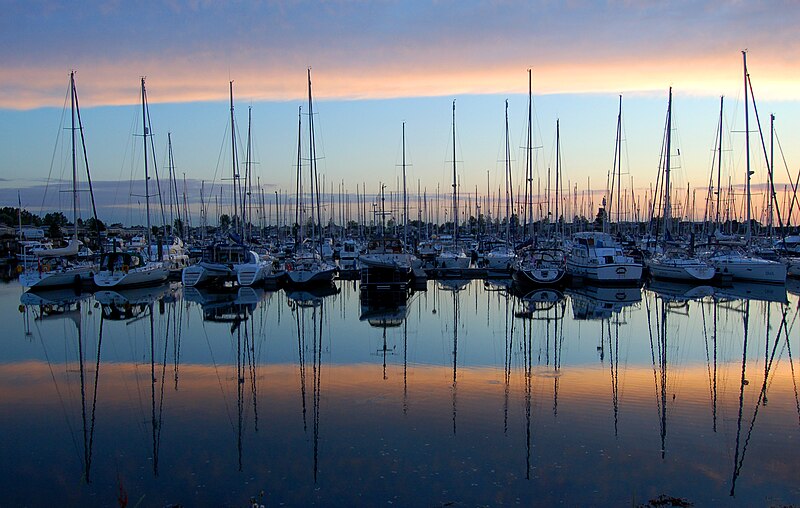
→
(17, 227, 45, 240)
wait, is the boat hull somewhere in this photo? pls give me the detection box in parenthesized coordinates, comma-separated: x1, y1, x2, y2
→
(647, 259, 716, 282)
(513, 266, 566, 286)
(182, 262, 234, 287)
(285, 265, 338, 286)
(94, 265, 169, 288)
(19, 265, 95, 289)
(566, 260, 642, 284)
(236, 262, 270, 287)
(708, 257, 786, 283)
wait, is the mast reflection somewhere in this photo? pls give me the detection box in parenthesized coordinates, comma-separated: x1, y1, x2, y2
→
(184, 286, 265, 472)
(288, 287, 329, 483)
(20, 288, 99, 483)
(438, 279, 468, 436)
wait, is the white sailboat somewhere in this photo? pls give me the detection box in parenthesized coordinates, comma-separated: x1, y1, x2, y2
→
(94, 78, 168, 288)
(483, 100, 516, 272)
(20, 71, 97, 289)
(359, 126, 418, 277)
(701, 53, 786, 284)
(513, 70, 566, 286)
(647, 87, 715, 282)
(435, 100, 471, 270)
(182, 84, 270, 287)
(285, 70, 337, 286)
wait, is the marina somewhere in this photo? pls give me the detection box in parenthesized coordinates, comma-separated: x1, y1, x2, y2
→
(3, 5, 800, 503)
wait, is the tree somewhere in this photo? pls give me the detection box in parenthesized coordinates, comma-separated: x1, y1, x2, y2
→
(43, 212, 68, 238)
(0, 207, 41, 227)
(173, 218, 184, 236)
(84, 217, 106, 233)
(219, 214, 231, 230)
(594, 207, 607, 231)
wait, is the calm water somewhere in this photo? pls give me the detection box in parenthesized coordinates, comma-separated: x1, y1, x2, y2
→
(3, 278, 800, 506)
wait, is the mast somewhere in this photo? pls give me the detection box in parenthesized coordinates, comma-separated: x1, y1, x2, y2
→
(402, 122, 408, 248)
(307, 68, 323, 247)
(245, 106, 253, 241)
(167, 132, 182, 237)
(715, 96, 724, 230)
(141, 78, 153, 253)
(616, 96, 623, 230)
(664, 87, 673, 240)
(295, 106, 303, 248)
(555, 119, 560, 240)
(504, 99, 511, 243)
(452, 100, 458, 242)
(743, 51, 752, 244)
(70, 71, 78, 240)
(229, 81, 240, 236)
(526, 69, 533, 240)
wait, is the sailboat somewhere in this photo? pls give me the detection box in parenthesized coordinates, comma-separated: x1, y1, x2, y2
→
(513, 70, 566, 286)
(435, 100, 471, 270)
(700, 52, 786, 284)
(94, 78, 169, 288)
(181, 84, 271, 288)
(483, 100, 517, 272)
(149, 133, 190, 277)
(359, 123, 419, 279)
(20, 71, 98, 289)
(284, 70, 338, 287)
(647, 87, 716, 282)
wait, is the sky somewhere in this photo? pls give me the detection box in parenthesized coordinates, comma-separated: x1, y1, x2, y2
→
(2, 1, 800, 225)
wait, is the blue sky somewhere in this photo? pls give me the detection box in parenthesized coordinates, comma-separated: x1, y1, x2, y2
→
(2, 1, 799, 224)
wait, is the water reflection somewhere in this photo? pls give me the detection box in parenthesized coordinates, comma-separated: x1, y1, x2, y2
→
(19, 288, 99, 484)
(6, 279, 800, 506)
(288, 288, 326, 482)
(360, 288, 412, 383)
(566, 285, 641, 321)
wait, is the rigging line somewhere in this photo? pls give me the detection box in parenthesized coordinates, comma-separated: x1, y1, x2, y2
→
(701, 303, 714, 410)
(746, 76, 785, 232)
(207, 117, 232, 221)
(764, 306, 797, 396)
(174, 300, 182, 391)
(38, 318, 83, 470)
(729, 300, 750, 497)
(295, 306, 308, 433)
(774, 131, 800, 224)
(503, 293, 510, 436)
(153, 304, 170, 476)
(86, 313, 104, 483)
(733, 304, 788, 492)
(77, 301, 89, 474)
(39, 80, 71, 215)
(246, 316, 259, 433)
(785, 304, 800, 428)
(645, 293, 662, 426)
(143, 86, 167, 230)
(72, 82, 101, 245)
(201, 317, 236, 432)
